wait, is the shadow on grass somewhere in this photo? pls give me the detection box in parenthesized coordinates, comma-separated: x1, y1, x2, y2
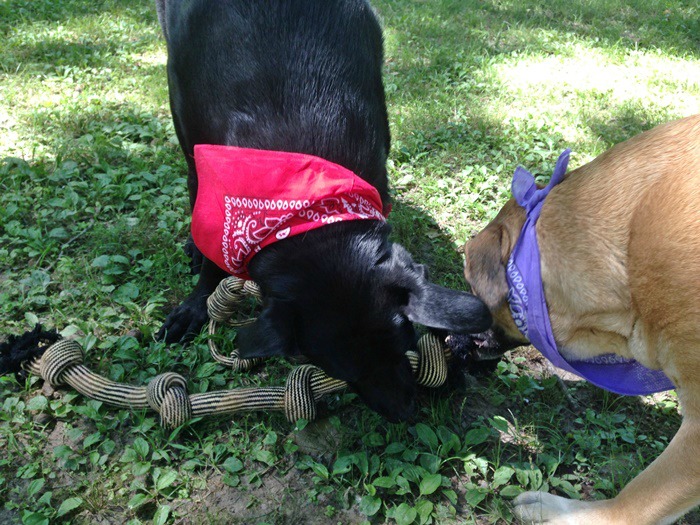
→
(5, 39, 147, 72)
(379, 0, 697, 148)
(15, 94, 175, 165)
(478, 0, 699, 57)
(582, 99, 679, 148)
(379, 0, 699, 62)
(442, 348, 687, 502)
(0, 0, 156, 32)
(390, 199, 468, 290)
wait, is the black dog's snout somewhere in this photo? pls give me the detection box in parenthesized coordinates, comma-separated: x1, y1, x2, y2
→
(464, 295, 493, 333)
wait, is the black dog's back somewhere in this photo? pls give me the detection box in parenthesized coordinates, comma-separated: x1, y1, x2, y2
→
(164, 0, 390, 199)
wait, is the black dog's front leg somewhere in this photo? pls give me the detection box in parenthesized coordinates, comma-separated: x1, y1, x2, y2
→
(157, 257, 228, 343)
(156, 153, 217, 342)
(183, 234, 204, 275)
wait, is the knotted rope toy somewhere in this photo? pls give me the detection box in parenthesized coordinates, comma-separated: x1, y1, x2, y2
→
(3, 277, 454, 428)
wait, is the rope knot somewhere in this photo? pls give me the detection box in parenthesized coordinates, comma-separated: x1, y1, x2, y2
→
(147, 373, 192, 428)
(40, 339, 84, 387)
(284, 365, 319, 422)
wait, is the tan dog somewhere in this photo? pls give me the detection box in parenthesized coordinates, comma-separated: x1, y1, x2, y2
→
(462, 114, 700, 525)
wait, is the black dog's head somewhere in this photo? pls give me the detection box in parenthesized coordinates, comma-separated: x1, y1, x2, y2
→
(237, 221, 492, 422)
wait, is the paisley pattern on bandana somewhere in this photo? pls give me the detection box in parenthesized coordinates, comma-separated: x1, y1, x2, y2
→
(220, 194, 385, 276)
(221, 197, 296, 274)
(506, 256, 528, 337)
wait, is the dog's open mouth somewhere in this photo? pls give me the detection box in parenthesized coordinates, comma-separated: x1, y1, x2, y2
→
(446, 330, 510, 364)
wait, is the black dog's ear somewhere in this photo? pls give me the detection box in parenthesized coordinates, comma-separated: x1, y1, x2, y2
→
(236, 299, 297, 359)
(413, 263, 429, 280)
(404, 281, 492, 334)
(379, 243, 492, 334)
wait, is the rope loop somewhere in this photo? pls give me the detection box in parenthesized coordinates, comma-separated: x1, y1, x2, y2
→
(242, 280, 262, 299)
(416, 332, 450, 388)
(207, 277, 248, 323)
(284, 365, 318, 422)
(207, 276, 264, 371)
(40, 339, 84, 387)
(208, 319, 262, 371)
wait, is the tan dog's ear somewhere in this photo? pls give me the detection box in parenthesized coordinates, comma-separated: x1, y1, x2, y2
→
(464, 225, 511, 311)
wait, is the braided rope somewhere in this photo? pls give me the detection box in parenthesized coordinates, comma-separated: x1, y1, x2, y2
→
(207, 277, 263, 371)
(22, 276, 453, 429)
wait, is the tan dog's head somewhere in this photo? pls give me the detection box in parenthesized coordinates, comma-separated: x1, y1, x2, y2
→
(461, 198, 530, 356)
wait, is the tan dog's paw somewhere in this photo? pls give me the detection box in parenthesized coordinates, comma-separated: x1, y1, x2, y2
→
(513, 491, 600, 525)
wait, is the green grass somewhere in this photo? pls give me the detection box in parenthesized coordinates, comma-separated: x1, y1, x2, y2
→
(1, 0, 699, 523)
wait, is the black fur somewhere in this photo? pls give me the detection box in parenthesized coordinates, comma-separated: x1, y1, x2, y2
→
(156, 0, 491, 421)
(0, 324, 60, 379)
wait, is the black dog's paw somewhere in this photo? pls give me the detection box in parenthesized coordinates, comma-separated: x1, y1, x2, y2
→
(183, 235, 204, 275)
(157, 296, 210, 344)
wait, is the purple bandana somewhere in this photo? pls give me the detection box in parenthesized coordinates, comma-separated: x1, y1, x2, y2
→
(506, 149, 675, 395)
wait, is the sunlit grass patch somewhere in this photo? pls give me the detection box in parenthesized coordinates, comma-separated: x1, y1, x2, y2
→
(492, 45, 700, 151)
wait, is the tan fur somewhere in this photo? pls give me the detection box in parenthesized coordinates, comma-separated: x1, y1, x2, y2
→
(463, 114, 700, 525)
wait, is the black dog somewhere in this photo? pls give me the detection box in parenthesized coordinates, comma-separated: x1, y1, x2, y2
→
(155, 0, 491, 421)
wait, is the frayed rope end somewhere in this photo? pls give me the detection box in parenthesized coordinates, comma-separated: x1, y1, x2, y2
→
(0, 324, 61, 377)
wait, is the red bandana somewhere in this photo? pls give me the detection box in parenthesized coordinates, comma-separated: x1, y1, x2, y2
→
(191, 145, 389, 280)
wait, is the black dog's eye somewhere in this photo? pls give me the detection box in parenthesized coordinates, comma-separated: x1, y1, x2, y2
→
(376, 251, 391, 265)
